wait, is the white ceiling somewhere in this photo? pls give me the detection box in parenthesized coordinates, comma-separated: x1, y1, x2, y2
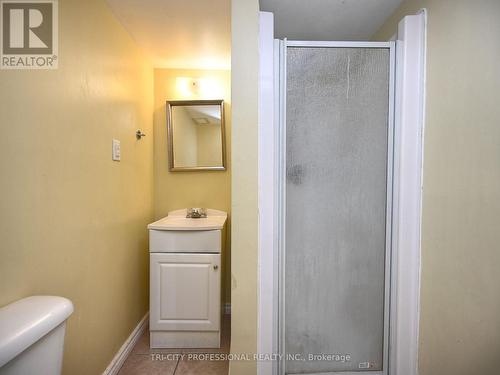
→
(106, 0, 231, 70)
(259, 0, 403, 40)
(106, 0, 401, 70)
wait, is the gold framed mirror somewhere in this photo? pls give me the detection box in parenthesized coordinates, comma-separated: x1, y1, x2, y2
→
(166, 99, 226, 171)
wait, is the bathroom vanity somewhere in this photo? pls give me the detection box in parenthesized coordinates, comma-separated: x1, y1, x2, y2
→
(148, 209, 226, 348)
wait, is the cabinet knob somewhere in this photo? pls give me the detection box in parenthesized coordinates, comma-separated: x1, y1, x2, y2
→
(213, 265, 219, 270)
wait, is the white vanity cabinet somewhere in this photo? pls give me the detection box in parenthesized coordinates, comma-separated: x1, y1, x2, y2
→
(148, 209, 226, 349)
(150, 252, 220, 332)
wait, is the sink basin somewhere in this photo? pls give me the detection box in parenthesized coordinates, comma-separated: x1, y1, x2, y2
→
(148, 208, 227, 231)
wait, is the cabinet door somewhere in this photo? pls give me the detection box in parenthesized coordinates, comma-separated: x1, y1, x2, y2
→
(150, 253, 220, 331)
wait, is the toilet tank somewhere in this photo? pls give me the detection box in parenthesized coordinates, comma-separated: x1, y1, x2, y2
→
(0, 296, 74, 375)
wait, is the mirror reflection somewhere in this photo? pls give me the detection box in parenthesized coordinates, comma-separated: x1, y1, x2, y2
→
(167, 100, 226, 171)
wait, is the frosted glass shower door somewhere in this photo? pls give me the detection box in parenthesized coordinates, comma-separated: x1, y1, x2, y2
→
(280, 42, 394, 375)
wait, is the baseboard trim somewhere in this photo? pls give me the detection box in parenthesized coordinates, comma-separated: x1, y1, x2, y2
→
(102, 312, 149, 375)
(224, 303, 231, 315)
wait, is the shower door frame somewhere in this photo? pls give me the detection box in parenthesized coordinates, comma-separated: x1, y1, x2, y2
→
(276, 39, 396, 375)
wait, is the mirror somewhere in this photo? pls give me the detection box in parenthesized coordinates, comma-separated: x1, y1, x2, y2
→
(167, 100, 226, 171)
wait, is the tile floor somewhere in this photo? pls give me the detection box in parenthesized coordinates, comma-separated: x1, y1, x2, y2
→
(118, 315, 230, 375)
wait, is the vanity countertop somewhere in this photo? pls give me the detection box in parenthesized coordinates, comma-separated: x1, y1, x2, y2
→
(148, 209, 227, 231)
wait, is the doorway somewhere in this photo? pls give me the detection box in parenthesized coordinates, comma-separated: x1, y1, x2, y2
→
(257, 11, 426, 375)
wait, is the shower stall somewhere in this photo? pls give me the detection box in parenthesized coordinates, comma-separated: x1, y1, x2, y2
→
(276, 40, 395, 375)
(257, 11, 425, 375)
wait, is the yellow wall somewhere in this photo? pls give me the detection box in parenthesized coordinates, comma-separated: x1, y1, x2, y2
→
(373, 1, 500, 374)
(153, 68, 232, 304)
(171, 106, 199, 166)
(229, 0, 260, 373)
(197, 125, 223, 166)
(0, 0, 153, 374)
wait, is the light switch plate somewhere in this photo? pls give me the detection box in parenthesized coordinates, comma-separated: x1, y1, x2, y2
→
(112, 139, 121, 161)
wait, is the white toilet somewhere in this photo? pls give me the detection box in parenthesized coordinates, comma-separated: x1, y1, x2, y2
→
(0, 296, 74, 375)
